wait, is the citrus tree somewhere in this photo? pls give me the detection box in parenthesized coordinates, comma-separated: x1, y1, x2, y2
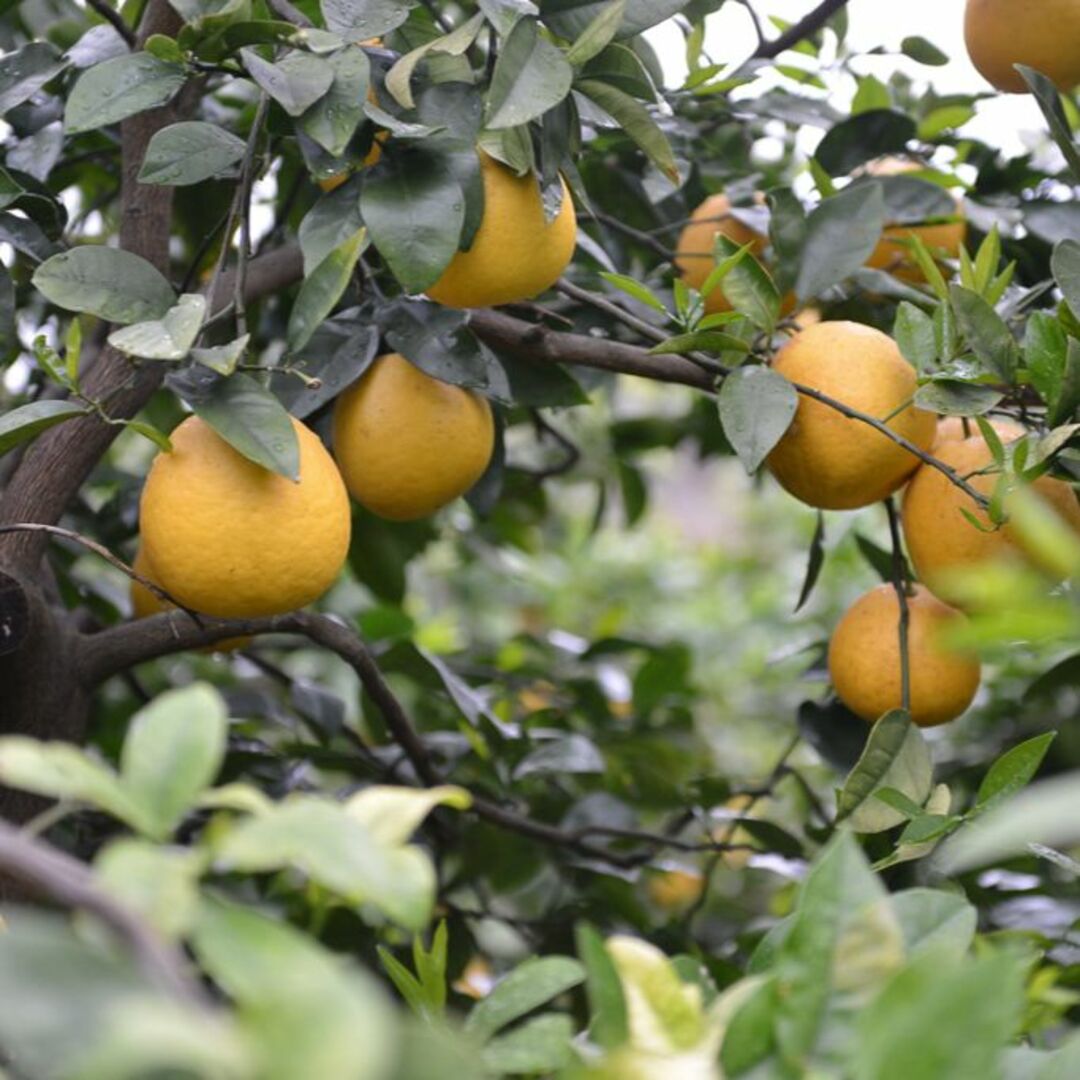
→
(1, 0, 1080, 1076)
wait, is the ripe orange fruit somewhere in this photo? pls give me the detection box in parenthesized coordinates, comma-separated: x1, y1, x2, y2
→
(130, 547, 251, 653)
(902, 432, 1080, 594)
(932, 416, 1025, 448)
(140, 416, 350, 618)
(829, 583, 981, 727)
(332, 353, 494, 521)
(965, 0, 1080, 92)
(425, 152, 577, 309)
(646, 868, 705, 911)
(766, 321, 937, 509)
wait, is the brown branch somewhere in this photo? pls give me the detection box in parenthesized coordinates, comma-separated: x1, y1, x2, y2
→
(886, 497, 912, 712)
(0, 819, 208, 1004)
(751, 0, 850, 59)
(85, 0, 136, 47)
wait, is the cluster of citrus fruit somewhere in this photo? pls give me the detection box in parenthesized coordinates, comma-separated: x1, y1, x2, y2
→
(131, 151, 577, 639)
(766, 320, 1079, 729)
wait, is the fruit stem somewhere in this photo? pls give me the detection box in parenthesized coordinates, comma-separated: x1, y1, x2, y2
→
(885, 497, 912, 713)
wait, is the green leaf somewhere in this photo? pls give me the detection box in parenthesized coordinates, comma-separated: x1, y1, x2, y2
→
(33, 247, 176, 324)
(65, 53, 186, 134)
(0, 42, 68, 116)
(542, 0, 687, 40)
(714, 235, 780, 331)
(0, 400, 87, 456)
(1024, 309, 1068, 406)
(138, 121, 247, 186)
(1051, 239, 1080, 319)
(363, 148, 464, 294)
(286, 227, 367, 353)
(192, 897, 398, 1080)
(191, 333, 249, 376)
(651, 330, 749, 355)
(94, 839, 203, 940)
(949, 284, 1018, 380)
(213, 796, 437, 929)
(344, 784, 471, 847)
(775, 834, 903, 1066)
(575, 78, 679, 183)
(0, 737, 148, 830)
(241, 48, 334, 116)
(486, 18, 574, 129)
(794, 511, 826, 613)
(298, 175, 364, 276)
(914, 379, 1003, 415)
(0, 265, 15, 360)
(1019, 65, 1080, 184)
(1052, 337, 1080, 425)
(795, 182, 886, 301)
(465, 956, 585, 1042)
(298, 45, 370, 157)
(322, 0, 417, 39)
(565, 0, 626, 66)
(190, 372, 301, 480)
(852, 946, 1025, 1080)
(894, 301, 937, 372)
(891, 888, 977, 959)
(975, 732, 1056, 811)
(120, 683, 228, 840)
(597, 271, 667, 313)
(836, 710, 933, 832)
(575, 923, 628, 1051)
(851, 74, 891, 115)
(815, 110, 916, 175)
(717, 365, 798, 474)
(482, 1014, 574, 1073)
(107, 293, 207, 360)
(900, 35, 949, 65)
(385, 13, 485, 111)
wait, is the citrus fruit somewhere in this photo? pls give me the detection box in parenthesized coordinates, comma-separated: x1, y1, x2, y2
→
(425, 152, 577, 309)
(766, 321, 937, 509)
(332, 352, 495, 521)
(646, 868, 705, 910)
(829, 583, 981, 727)
(932, 416, 1025, 448)
(965, 0, 1080, 92)
(140, 416, 350, 618)
(902, 432, 1080, 593)
(130, 547, 251, 652)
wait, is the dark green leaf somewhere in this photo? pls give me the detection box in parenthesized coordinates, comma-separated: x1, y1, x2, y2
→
(714, 235, 780, 331)
(322, 0, 417, 38)
(815, 110, 916, 175)
(795, 182, 886, 301)
(565, 0, 626, 66)
(794, 511, 826, 613)
(976, 732, 1056, 811)
(65, 54, 186, 134)
(1051, 239, 1080, 319)
(362, 148, 465, 294)
(33, 248, 176, 324)
(575, 79, 678, 182)
(949, 284, 1018, 380)
(1019, 65, 1080, 184)
(381, 301, 493, 391)
(190, 372, 301, 480)
(271, 323, 380, 418)
(0, 42, 67, 116)
(138, 121, 247, 186)
(717, 364, 798, 474)
(298, 175, 365, 275)
(486, 18, 573, 129)
(574, 923, 627, 1052)
(242, 49, 334, 117)
(894, 301, 937, 372)
(1024, 310, 1067, 408)
(464, 956, 585, 1041)
(286, 228, 367, 353)
(541, 0, 687, 39)
(298, 45, 370, 158)
(914, 379, 1003, 415)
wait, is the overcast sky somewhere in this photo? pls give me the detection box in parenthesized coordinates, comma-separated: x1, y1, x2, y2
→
(646, 0, 1043, 156)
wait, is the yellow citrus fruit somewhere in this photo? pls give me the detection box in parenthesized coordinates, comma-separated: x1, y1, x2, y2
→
(130, 547, 251, 653)
(766, 321, 937, 509)
(714, 793, 768, 871)
(646, 868, 704, 910)
(862, 158, 966, 283)
(140, 416, 350, 618)
(425, 152, 577, 309)
(829, 583, 981, 727)
(965, 0, 1080, 92)
(332, 352, 494, 521)
(932, 416, 1025, 448)
(902, 433, 1080, 594)
(675, 194, 768, 315)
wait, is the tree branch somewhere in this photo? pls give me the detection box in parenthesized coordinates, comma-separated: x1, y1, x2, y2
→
(751, 0, 850, 60)
(0, 819, 209, 1004)
(85, 0, 136, 47)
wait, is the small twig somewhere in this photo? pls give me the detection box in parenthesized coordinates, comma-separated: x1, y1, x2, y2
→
(0, 820, 208, 1004)
(179, 205, 235, 293)
(512, 411, 580, 480)
(885, 497, 912, 712)
(751, 0, 850, 60)
(581, 210, 677, 261)
(737, 0, 767, 50)
(234, 94, 271, 338)
(85, 0, 136, 47)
